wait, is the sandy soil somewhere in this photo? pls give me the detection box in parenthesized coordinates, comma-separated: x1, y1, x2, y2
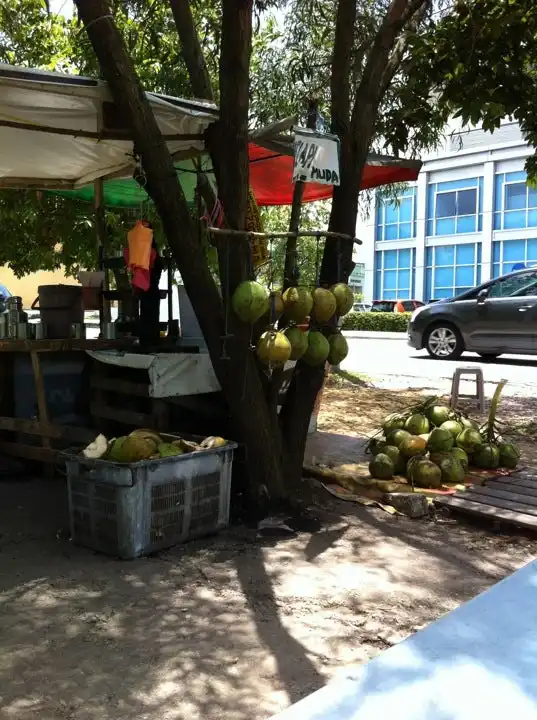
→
(0, 378, 536, 720)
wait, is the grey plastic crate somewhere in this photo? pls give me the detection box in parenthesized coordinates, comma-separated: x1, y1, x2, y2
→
(63, 437, 236, 559)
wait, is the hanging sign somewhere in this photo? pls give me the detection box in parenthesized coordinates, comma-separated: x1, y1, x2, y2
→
(293, 128, 340, 186)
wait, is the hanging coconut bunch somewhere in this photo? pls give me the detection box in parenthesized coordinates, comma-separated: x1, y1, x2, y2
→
(331, 283, 354, 317)
(284, 326, 309, 360)
(231, 280, 269, 323)
(311, 287, 337, 324)
(327, 332, 349, 365)
(302, 330, 330, 366)
(366, 388, 520, 486)
(282, 286, 313, 323)
(257, 330, 292, 368)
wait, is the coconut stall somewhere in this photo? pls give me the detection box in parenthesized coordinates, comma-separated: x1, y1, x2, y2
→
(0, 63, 422, 556)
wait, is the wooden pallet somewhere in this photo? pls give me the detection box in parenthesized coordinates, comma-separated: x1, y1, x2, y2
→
(435, 469, 537, 530)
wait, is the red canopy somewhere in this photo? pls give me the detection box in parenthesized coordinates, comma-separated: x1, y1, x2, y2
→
(248, 143, 421, 206)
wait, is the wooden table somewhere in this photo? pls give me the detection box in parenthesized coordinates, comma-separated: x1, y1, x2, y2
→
(0, 338, 134, 468)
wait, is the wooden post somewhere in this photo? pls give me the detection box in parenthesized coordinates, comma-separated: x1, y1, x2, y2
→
(94, 178, 111, 326)
(30, 350, 54, 476)
(283, 100, 319, 289)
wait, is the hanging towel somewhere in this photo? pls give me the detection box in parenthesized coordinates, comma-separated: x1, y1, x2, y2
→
(124, 247, 157, 292)
(127, 220, 153, 270)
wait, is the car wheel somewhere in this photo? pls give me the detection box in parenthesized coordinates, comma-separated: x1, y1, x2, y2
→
(425, 324, 463, 360)
(478, 353, 501, 362)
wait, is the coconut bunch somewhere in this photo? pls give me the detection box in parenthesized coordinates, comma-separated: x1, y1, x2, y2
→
(230, 280, 355, 370)
(367, 388, 520, 488)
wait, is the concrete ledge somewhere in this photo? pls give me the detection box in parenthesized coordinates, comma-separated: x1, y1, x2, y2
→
(342, 331, 407, 340)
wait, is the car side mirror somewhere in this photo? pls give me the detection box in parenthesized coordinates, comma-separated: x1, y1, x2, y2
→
(477, 288, 489, 305)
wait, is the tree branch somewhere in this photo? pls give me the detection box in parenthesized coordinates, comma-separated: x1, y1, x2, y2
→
(168, 0, 215, 102)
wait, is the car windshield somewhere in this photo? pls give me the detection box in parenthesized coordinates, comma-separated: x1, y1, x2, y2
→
(372, 302, 394, 312)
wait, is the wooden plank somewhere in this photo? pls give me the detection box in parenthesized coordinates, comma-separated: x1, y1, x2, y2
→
(435, 495, 537, 530)
(0, 338, 136, 353)
(0, 440, 57, 463)
(445, 490, 537, 518)
(90, 375, 149, 397)
(90, 402, 152, 428)
(0, 416, 94, 443)
(508, 476, 537, 490)
(466, 485, 537, 508)
(485, 479, 537, 499)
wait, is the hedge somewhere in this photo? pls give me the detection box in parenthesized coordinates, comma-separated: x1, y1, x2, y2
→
(341, 311, 411, 332)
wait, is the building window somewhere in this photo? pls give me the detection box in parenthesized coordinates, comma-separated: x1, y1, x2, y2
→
(425, 243, 481, 301)
(427, 177, 483, 236)
(374, 248, 415, 300)
(492, 238, 537, 277)
(376, 188, 416, 241)
(494, 171, 537, 230)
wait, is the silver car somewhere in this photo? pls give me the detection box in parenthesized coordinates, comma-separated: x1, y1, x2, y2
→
(408, 268, 537, 360)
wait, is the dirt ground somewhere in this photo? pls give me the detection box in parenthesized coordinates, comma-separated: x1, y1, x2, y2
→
(0, 378, 536, 720)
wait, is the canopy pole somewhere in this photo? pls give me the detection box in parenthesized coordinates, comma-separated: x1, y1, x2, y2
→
(94, 178, 111, 326)
(284, 99, 318, 289)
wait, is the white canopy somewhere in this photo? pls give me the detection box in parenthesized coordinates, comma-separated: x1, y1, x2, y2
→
(0, 64, 217, 189)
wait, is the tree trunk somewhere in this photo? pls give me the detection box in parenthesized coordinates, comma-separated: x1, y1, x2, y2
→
(75, 0, 286, 504)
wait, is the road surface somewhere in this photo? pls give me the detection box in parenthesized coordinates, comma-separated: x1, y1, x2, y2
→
(341, 335, 537, 394)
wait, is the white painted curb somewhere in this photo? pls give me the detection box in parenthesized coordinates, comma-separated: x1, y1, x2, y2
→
(342, 331, 406, 340)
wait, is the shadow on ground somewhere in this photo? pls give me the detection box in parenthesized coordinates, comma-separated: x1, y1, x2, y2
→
(0, 476, 534, 720)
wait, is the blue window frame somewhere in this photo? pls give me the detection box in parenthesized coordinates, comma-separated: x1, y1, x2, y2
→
(494, 171, 537, 230)
(376, 188, 416, 241)
(492, 238, 537, 277)
(425, 243, 481, 301)
(427, 177, 483, 236)
(374, 248, 415, 300)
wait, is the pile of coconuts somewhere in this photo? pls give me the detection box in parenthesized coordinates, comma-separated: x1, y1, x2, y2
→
(368, 383, 520, 489)
(230, 280, 353, 368)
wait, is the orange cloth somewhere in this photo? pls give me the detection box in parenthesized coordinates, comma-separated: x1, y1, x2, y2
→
(124, 247, 157, 292)
(127, 221, 153, 270)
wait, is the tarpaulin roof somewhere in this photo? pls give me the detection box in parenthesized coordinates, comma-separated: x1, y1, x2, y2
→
(0, 63, 216, 189)
(0, 63, 422, 207)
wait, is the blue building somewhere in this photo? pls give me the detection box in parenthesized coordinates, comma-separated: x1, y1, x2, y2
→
(359, 120, 537, 302)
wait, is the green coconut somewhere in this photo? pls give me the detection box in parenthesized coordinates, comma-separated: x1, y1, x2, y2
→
(302, 331, 330, 366)
(426, 405, 451, 427)
(386, 428, 412, 448)
(437, 455, 465, 484)
(460, 416, 480, 431)
(405, 414, 430, 435)
(382, 413, 406, 435)
(370, 438, 388, 456)
(157, 443, 184, 458)
(451, 447, 469, 471)
(311, 288, 337, 324)
(429, 451, 451, 468)
(231, 280, 269, 323)
(257, 331, 292, 368)
(113, 435, 156, 463)
(400, 435, 427, 458)
(284, 326, 309, 360)
(406, 455, 422, 481)
(282, 286, 313, 323)
(107, 436, 127, 462)
(473, 443, 501, 470)
(327, 333, 349, 365)
(456, 428, 483, 454)
(499, 442, 520, 469)
(369, 453, 394, 480)
(440, 420, 464, 439)
(410, 459, 443, 489)
(331, 283, 354, 316)
(129, 428, 163, 445)
(382, 445, 406, 474)
(427, 427, 454, 453)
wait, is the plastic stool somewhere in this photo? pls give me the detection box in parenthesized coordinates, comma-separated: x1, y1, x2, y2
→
(450, 367, 485, 413)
